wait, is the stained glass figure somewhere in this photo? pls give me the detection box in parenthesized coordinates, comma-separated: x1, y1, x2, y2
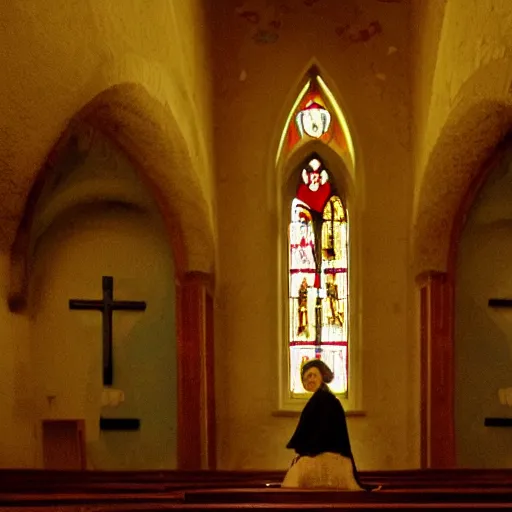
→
(297, 278, 310, 337)
(277, 74, 350, 164)
(289, 156, 348, 396)
(296, 100, 332, 139)
(296, 158, 332, 213)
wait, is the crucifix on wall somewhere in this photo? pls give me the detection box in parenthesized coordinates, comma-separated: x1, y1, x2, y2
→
(69, 276, 146, 387)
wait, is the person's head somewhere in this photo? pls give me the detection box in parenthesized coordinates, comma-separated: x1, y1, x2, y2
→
(301, 359, 334, 393)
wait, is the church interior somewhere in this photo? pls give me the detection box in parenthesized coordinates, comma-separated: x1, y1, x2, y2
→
(2, 0, 512, 481)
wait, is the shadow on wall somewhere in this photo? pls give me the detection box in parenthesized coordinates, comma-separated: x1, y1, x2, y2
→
(455, 287, 512, 468)
(88, 280, 177, 470)
(455, 150, 512, 468)
(26, 125, 180, 469)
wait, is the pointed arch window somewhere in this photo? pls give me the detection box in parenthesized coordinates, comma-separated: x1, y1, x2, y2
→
(276, 71, 355, 169)
(288, 155, 349, 396)
(276, 69, 357, 407)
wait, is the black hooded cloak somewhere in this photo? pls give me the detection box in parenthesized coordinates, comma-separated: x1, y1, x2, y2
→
(286, 385, 374, 490)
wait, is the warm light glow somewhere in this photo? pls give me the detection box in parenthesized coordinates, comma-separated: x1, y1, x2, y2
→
(296, 100, 332, 139)
(275, 80, 311, 165)
(279, 74, 354, 398)
(288, 157, 349, 396)
(317, 76, 355, 168)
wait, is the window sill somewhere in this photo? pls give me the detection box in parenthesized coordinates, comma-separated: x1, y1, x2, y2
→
(272, 409, 367, 418)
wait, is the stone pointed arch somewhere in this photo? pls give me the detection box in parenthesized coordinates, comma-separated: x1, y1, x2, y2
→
(413, 57, 512, 467)
(414, 101, 512, 275)
(2, 52, 213, 255)
(8, 79, 217, 470)
(274, 63, 356, 178)
(414, 55, 512, 275)
(8, 81, 215, 311)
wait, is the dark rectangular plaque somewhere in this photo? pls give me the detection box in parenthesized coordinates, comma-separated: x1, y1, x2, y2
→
(100, 418, 141, 431)
(488, 299, 512, 308)
(484, 417, 512, 427)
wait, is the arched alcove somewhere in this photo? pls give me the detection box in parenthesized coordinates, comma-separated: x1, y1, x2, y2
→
(9, 82, 215, 311)
(26, 123, 178, 469)
(454, 144, 512, 468)
(8, 81, 217, 469)
(413, 57, 512, 467)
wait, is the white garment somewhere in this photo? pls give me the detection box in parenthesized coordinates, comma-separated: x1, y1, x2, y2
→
(282, 452, 363, 490)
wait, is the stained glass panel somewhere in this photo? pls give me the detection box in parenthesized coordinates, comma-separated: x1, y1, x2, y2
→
(288, 160, 349, 396)
(278, 76, 349, 164)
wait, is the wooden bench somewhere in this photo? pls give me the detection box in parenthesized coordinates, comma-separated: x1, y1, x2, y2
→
(361, 468, 512, 489)
(4, 492, 512, 512)
(3, 468, 512, 493)
(0, 469, 283, 494)
(2, 490, 512, 511)
(183, 487, 512, 503)
(2, 469, 512, 512)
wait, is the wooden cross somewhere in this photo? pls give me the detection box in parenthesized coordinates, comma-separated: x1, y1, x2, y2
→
(69, 276, 146, 386)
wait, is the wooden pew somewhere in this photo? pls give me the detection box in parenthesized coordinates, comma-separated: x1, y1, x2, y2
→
(3, 491, 512, 511)
(4, 468, 512, 494)
(2, 469, 512, 512)
(3, 467, 512, 482)
(4, 492, 512, 512)
(360, 469, 512, 489)
(0, 469, 285, 484)
(183, 487, 512, 504)
(0, 469, 283, 494)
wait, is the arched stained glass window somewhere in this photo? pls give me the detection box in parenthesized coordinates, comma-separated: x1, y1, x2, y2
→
(288, 155, 349, 396)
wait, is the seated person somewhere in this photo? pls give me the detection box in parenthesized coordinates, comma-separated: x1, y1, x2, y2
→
(282, 359, 375, 490)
